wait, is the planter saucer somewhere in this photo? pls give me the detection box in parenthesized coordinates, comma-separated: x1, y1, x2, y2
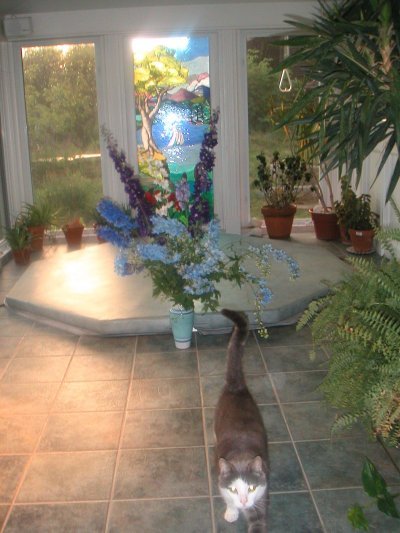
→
(346, 246, 375, 255)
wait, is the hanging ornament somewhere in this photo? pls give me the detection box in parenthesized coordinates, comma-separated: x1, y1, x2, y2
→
(279, 68, 292, 92)
(279, 36, 292, 93)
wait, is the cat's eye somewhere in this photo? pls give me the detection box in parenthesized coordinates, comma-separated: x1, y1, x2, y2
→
(248, 485, 256, 492)
(229, 487, 238, 493)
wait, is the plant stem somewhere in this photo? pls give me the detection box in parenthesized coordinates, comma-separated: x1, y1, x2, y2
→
(377, 435, 400, 477)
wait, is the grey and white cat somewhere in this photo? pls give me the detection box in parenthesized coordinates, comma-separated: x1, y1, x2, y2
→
(214, 309, 269, 533)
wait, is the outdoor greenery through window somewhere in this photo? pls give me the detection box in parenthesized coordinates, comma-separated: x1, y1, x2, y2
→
(247, 36, 317, 221)
(21, 43, 102, 225)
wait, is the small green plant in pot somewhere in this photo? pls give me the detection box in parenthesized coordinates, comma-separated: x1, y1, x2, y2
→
(20, 201, 58, 252)
(348, 194, 378, 254)
(253, 151, 311, 239)
(335, 177, 378, 252)
(4, 223, 32, 265)
(334, 178, 356, 244)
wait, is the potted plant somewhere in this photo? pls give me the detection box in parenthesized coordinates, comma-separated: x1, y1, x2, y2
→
(253, 151, 311, 239)
(98, 113, 300, 346)
(347, 194, 378, 253)
(20, 201, 58, 252)
(4, 222, 32, 265)
(298, 212, 400, 529)
(334, 178, 356, 244)
(308, 171, 340, 241)
(62, 217, 85, 249)
(276, 0, 400, 208)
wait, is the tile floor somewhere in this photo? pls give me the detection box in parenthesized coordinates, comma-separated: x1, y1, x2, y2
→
(0, 248, 400, 532)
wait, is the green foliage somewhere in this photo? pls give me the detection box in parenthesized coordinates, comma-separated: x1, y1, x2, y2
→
(276, 0, 400, 201)
(348, 458, 399, 530)
(247, 49, 276, 133)
(35, 173, 102, 226)
(23, 44, 99, 159)
(4, 223, 32, 251)
(247, 46, 304, 138)
(134, 45, 188, 96)
(22, 44, 102, 224)
(348, 503, 369, 531)
(335, 179, 377, 231)
(19, 201, 59, 228)
(299, 212, 400, 528)
(253, 151, 312, 208)
(300, 252, 400, 445)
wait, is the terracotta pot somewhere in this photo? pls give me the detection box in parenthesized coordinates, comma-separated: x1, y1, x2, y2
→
(28, 225, 45, 252)
(62, 224, 84, 249)
(12, 248, 31, 265)
(261, 204, 297, 239)
(309, 209, 340, 240)
(349, 228, 375, 253)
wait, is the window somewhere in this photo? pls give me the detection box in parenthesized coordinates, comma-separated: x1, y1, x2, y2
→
(131, 36, 213, 204)
(246, 35, 316, 222)
(21, 43, 102, 224)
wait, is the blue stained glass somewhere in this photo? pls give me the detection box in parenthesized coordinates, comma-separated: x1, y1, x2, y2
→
(132, 36, 212, 196)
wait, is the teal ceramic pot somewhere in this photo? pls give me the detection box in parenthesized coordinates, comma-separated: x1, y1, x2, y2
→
(169, 307, 194, 349)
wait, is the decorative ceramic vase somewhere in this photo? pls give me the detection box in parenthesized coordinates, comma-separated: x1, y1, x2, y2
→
(261, 204, 297, 239)
(309, 209, 340, 240)
(169, 307, 194, 349)
(348, 228, 375, 254)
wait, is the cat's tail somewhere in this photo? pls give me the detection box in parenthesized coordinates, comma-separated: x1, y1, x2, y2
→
(221, 309, 249, 393)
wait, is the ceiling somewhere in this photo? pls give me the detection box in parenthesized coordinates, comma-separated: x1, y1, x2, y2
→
(0, 0, 291, 18)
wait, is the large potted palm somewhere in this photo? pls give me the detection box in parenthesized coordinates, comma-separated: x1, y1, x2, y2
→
(276, 0, 400, 204)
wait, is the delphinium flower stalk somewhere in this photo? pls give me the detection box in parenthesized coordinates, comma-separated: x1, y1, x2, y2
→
(96, 198, 137, 248)
(189, 109, 220, 230)
(101, 126, 154, 237)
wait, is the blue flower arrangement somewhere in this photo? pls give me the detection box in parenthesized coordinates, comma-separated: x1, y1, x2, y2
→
(96, 110, 300, 336)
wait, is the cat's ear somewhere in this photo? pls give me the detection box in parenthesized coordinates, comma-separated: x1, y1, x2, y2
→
(250, 456, 264, 474)
(219, 458, 233, 475)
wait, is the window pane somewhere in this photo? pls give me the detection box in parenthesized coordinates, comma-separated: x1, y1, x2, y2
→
(247, 36, 316, 221)
(21, 43, 102, 225)
(131, 36, 213, 207)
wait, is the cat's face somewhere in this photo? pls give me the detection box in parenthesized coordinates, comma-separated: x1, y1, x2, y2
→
(220, 476, 266, 510)
(218, 456, 267, 510)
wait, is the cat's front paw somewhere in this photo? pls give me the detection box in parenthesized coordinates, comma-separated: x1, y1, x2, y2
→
(224, 507, 239, 523)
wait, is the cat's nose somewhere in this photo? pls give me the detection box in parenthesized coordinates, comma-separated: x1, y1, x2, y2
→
(240, 496, 248, 505)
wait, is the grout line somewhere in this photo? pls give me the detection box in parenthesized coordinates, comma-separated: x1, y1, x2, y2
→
(265, 367, 329, 533)
(103, 335, 137, 533)
(255, 332, 329, 532)
(195, 333, 217, 533)
(0, 333, 79, 533)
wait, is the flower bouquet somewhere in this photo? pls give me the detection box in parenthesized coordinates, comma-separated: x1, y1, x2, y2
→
(96, 110, 300, 344)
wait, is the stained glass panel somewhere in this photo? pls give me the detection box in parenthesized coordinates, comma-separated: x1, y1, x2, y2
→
(131, 36, 212, 206)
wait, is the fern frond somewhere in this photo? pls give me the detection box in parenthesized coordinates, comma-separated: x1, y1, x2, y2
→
(331, 412, 365, 434)
(359, 309, 400, 340)
(297, 294, 331, 330)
